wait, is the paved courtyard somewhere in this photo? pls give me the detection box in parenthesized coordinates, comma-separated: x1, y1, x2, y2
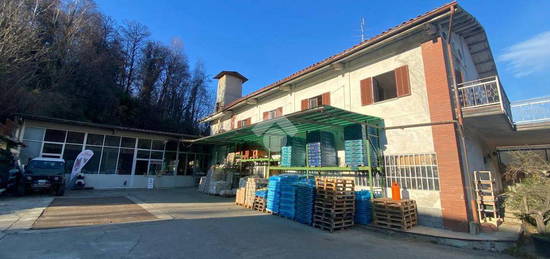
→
(0, 188, 509, 259)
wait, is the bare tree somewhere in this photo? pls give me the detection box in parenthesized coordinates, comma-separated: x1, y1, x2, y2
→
(120, 21, 150, 94)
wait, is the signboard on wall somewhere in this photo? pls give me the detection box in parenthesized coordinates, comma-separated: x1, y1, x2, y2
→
(147, 177, 155, 189)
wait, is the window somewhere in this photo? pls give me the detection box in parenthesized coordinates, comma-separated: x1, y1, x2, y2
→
(20, 141, 41, 164)
(100, 147, 118, 174)
(237, 118, 251, 128)
(121, 137, 136, 148)
(360, 65, 410, 105)
(117, 148, 134, 175)
(138, 139, 152, 149)
(373, 71, 397, 102)
(83, 146, 102, 174)
(44, 129, 66, 142)
(87, 134, 104, 146)
(63, 144, 83, 169)
(135, 160, 149, 175)
(104, 136, 121, 147)
(263, 107, 283, 121)
(42, 143, 63, 156)
(301, 92, 330, 110)
(66, 132, 85, 144)
(382, 154, 439, 191)
(152, 140, 164, 150)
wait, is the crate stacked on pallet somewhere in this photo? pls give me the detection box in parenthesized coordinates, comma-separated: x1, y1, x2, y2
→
(266, 175, 282, 214)
(280, 137, 306, 167)
(306, 131, 337, 167)
(313, 178, 355, 232)
(244, 178, 268, 209)
(355, 190, 373, 224)
(344, 124, 367, 167)
(294, 179, 316, 225)
(278, 175, 302, 219)
(373, 198, 417, 230)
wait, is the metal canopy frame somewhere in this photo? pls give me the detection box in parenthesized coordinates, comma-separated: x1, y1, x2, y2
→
(192, 105, 382, 144)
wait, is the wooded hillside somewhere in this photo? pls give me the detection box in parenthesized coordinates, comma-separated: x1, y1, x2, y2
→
(0, 0, 213, 135)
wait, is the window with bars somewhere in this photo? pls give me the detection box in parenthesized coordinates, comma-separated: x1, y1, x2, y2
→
(383, 153, 440, 191)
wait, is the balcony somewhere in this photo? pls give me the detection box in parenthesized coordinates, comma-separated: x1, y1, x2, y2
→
(458, 76, 512, 122)
(511, 96, 550, 130)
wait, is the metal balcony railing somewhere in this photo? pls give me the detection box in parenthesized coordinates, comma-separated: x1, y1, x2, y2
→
(457, 76, 512, 120)
(511, 96, 550, 124)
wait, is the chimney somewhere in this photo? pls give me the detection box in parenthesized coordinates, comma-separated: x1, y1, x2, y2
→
(213, 71, 248, 112)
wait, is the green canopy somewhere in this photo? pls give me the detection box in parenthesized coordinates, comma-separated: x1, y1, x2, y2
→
(192, 105, 382, 144)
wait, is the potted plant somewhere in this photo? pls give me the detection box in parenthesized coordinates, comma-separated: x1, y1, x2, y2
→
(503, 151, 550, 257)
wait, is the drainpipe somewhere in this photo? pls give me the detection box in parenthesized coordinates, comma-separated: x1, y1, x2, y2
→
(444, 6, 478, 234)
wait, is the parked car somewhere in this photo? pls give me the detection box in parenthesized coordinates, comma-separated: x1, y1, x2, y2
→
(0, 148, 22, 194)
(20, 157, 66, 196)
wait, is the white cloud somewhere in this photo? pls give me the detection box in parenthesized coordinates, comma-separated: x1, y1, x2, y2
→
(498, 31, 550, 78)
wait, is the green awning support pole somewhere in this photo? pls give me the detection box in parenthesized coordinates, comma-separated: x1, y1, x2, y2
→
(267, 136, 271, 179)
(364, 124, 373, 192)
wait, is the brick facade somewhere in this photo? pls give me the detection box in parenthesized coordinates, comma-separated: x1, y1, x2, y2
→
(421, 37, 469, 232)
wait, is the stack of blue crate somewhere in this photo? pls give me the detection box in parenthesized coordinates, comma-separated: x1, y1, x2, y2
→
(280, 137, 306, 167)
(278, 175, 302, 219)
(267, 174, 301, 214)
(306, 131, 337, 167)
(355, 190, 373, 224)
(266, 175, 282, 213)
(344, 124, 369, 167)
(294, 179, 316, 225)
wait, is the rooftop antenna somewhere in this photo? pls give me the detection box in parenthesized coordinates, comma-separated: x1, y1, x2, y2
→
(360, 17, 366, 42)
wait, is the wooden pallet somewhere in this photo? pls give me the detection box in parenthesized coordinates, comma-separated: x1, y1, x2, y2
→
(373, 198, 417, 230)
(253, 196, 266, 212)
(313, 218, 354, 232)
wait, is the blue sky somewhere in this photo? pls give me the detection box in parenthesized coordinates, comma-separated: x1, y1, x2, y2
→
(95, 0, 550, 102)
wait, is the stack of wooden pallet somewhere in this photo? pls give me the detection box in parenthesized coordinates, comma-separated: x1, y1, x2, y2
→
(244, 178, 268, 208)
(235, 187, 246, 206)
(373, 198, 417, 230)
(253, 196, 266, 212)
(313, 178, 355, 232)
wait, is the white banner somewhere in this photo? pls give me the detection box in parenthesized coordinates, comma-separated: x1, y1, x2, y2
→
(70, 150, 94, 181)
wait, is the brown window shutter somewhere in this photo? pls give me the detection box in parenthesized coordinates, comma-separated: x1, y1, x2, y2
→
(230, 115, 236, 129)
(246, 118, 251, 126)
(301, 99, 309, 110)
(360, 77, 374, 106)
(276, 107, 283, 117)
(321, 92, 331, 106)
(263, 111, 269, 121)
(395, 65, 411, 97)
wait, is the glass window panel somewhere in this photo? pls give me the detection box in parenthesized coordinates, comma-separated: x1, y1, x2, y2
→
(152, 140, 164, 150)
(135, 160, 148, 175)
(148, 161, 162, 175)
(66, 132, 85, 144)
(179, 143, 187, 153)
(42, 143, 63, 154)
(23, 127, 44, 141)
(137, 150, 150, 159)
(20, 141, 42, 165)
(87, 134, 104, 146)
(165, 141, 178, 151)
(434, 179, 440, 190)
(138, 139, 151, 149)
(100, 147, 118, 174)
(164, 151, 176, 161)
(151, 151, 163, 160)
(63, 144, 83, 169)
(121, 137, 136, 148)
(117, 148, 134, 175)
(44, 129, 66, 142)
(177, 153, 187, 175)
(83, 146, 102, 174)
(104, 136, 121, 147)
